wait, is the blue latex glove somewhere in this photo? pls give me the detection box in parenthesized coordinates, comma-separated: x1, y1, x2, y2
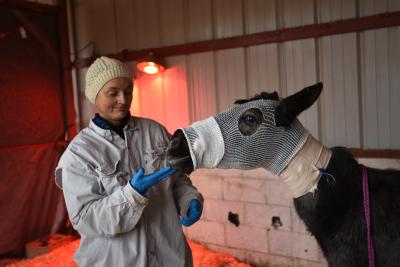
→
(180, 199, 202, 227)
(130, 166, 176, 194)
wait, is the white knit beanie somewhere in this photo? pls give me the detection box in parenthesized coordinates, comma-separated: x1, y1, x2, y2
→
(85, 56, 132, 104)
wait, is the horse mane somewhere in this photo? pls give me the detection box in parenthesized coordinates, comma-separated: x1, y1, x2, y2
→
(234, 91, 280, 104)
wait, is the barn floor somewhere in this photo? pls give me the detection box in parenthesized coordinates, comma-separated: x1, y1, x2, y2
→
(1, 235, 251, 267)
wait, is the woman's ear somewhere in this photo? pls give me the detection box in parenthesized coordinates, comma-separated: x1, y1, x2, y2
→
(275, 82, 323, 127)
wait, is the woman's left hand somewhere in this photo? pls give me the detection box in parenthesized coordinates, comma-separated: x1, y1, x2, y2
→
(180, 199, 202, 227)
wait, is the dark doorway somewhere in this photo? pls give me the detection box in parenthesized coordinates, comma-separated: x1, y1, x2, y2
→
(0, 1, 76, 257)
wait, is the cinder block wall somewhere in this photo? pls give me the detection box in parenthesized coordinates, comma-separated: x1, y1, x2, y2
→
(184, 158, 400, 267)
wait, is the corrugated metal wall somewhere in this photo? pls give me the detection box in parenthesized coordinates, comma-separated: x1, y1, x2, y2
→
(72, 0, 400, 147)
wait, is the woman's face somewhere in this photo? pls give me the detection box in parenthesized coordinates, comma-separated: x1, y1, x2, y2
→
(95, 77, 133, 126)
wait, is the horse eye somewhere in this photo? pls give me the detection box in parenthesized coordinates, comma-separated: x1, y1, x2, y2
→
(245, 115, 256, 123)
(238, 108, 263, 136)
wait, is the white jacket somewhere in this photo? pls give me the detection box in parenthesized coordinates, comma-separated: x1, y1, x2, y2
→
(55, 117, 203, 267)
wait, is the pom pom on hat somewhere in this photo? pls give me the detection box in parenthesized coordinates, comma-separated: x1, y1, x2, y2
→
(85, 56, 132, 104)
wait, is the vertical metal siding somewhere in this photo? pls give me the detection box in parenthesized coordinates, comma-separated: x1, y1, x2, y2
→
(278, 0, 319, 138)
(186, 52, 218, 121)
(185, 0, 214, 42)
(318, 0, 360, 148)
(74, 0, 95, 58)
(322, 34, 360, 147)
(114, 0, 138, 51)
(91, 0, 117, 54)
(318, 0, 356, 22)
(246, 44, 280, 97)
(161, 56, 190, 133)
(244, 0, 277, 33)
(132, 0, 160, 49)
(361, 28, 400, 149)
(213, 0, 244, 38)
(159, 0, 185, 46)
(281, 39, 319, 139)
(215, 48, 247, 111)
(388, 28, 400, 148)
(244, 0, 279, 97)
(72, 0, 400, 149)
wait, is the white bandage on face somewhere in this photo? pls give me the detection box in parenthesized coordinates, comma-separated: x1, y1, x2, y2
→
(181, 117, 225, 169)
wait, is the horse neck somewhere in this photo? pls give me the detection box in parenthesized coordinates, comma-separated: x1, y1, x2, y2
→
(279, 134, 332, 198)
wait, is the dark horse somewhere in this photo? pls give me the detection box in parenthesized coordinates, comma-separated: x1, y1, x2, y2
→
(167, 83, 400, 267)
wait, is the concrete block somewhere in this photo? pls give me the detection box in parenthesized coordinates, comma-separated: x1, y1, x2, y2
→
(265, 180, 294, 206)
(186, 220, 225, 246)
(244, 203, 291, 231)
(190, 175, 223, 199)
(292, 232, 321, 261)
(203, 199, 244, 224)
(225, 224, 268, 253)
(243, 168, 280, 180)
(268, 230, 320, 261)
(291, 207, 308, 234)
(191, 168, 243, 178)
(223, 177, 267, 203)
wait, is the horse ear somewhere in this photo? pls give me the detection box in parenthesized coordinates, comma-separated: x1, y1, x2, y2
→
(275, 82, 323, 127)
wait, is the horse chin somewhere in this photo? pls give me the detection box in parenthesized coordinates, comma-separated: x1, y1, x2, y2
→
(167, 129, 194, 174)
(167, 155, 194, 174)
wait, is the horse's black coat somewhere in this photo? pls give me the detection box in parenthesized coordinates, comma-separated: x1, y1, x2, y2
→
(294, 147, 400, 266)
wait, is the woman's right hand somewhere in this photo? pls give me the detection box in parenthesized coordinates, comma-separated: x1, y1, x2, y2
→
(130, 166, 176, 194)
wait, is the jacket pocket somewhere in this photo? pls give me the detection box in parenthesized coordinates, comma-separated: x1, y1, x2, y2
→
(143, 144, 167, 172)
(97, 160, 129, 194)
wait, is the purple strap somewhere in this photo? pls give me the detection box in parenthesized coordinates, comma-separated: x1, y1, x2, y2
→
(362, 165, 375, 267)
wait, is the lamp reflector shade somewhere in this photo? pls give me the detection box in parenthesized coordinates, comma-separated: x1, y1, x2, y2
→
(136, 60, 165, 74)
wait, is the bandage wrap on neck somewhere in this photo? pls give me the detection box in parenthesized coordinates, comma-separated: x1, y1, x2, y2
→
(280, 135, 332, 197)
(180, 99, 309, 175)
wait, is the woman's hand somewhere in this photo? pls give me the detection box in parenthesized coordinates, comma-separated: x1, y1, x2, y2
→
(130, 166, 176, 194)
(180, 199, 202, 227)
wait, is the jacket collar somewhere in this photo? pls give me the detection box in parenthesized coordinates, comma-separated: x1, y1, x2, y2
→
(89, 113, 136, 141)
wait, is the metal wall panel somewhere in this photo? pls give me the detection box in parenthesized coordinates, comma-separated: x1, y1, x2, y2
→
(281, 39, 319, 139)
(114, 0, 138, 51)
(244, 0, 276, 34)
(318, 0, 356, 22)
(187, 52, 218, 121)
(159, 0, 185, 46)
(185, 0, 214, 42)
(161, 56, 190, 133)
(213, 0, 244, 38)
(280, 0, 314, 28)
(91, 0, 117, 55)
(361, 28, 400, 149)
(215, 48, 247, 112)
(360, 0, 400, 15)
(73, 0, 95, 58)
(134, 73, 166, 124)
(246, 44, 280, 97)
(132, 0, 160, 49)
(244, 0, 280, 97)
(388, 28, 400, 148)
(319, 33, 360, 147)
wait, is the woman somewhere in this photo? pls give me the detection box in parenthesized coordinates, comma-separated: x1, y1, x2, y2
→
(55, 56, 203, 266)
